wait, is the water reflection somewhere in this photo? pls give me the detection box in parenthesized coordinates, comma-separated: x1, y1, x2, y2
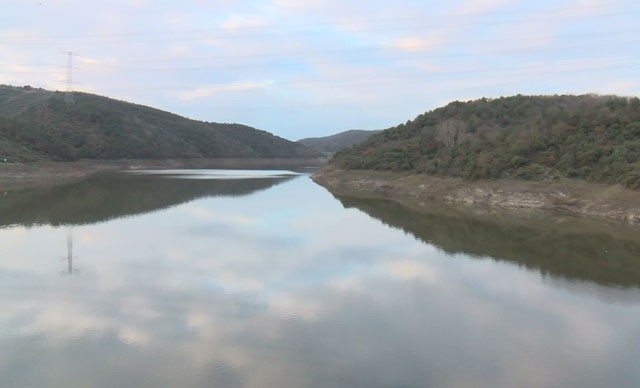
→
(336, 195, 640, 289)
(1, 174, 639, 388)
(0, 170, 293, 227)
(65, 228, 75, 274)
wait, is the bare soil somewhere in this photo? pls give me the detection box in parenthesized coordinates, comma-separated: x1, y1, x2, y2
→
(313, 168, 640, 224)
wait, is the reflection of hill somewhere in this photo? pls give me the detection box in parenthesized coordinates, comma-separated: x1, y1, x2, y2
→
(0, 173, 292, 227)
(337, 196, 640, 288)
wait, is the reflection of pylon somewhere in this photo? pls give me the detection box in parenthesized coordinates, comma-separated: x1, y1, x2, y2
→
(66, 228, 74, 274)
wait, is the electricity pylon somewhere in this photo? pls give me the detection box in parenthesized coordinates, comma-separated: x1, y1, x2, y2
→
(60, 50, 76, 103)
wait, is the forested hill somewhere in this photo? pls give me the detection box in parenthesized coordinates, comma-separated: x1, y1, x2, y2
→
(332, 94, 640, 189)
(298, 129, 381, 155)
(0, 85, 320, 161)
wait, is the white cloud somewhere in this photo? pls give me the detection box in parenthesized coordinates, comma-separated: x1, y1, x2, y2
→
(78, 56, 117, 66)
(389, 35, 443, 52)
(167, 45, 193, 55)
(220, 14, 270, 31)
(455, 0, 516, 15)
(271, 0, 325, 12)
(178, 81, 274, 100)
(0, 0, 637, 138)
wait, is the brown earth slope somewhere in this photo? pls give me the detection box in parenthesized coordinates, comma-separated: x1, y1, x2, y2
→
(313, 168, 640, 224)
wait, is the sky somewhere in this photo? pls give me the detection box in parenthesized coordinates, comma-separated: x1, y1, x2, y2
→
(1, 0, 639, 140)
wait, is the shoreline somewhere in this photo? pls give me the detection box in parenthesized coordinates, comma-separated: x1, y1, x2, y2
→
(0, 157, 327, 190)
(312, 168, 640, 225)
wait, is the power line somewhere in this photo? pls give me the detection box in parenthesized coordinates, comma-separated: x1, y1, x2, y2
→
(82, 60, 638, 96)
(3, 27, 636, 75)
(1, 3, 638, 46)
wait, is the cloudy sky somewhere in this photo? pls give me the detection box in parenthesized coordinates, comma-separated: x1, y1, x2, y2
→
(1, 0, 639, 140)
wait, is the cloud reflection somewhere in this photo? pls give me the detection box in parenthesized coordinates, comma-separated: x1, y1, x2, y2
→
(1, 175, 640, 387)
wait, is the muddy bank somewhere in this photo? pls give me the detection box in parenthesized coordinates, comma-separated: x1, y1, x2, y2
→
(0, 158, 326, 190)
(312, 168, 640, 224)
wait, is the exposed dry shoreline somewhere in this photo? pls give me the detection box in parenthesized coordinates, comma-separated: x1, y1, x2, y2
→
(0, 158, 327, 190)
(312, 168, 640, 224)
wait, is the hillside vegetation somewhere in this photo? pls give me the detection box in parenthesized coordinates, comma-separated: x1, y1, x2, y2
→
(298, 129, 381, 155)
(332, 94, 640, 189)
(0, 85, 320, 161)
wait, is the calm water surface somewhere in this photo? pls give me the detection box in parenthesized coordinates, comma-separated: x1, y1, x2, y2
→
(1, 170, 640, 388)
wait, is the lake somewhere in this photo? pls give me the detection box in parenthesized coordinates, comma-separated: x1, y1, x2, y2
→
(1, 169, 640, 388)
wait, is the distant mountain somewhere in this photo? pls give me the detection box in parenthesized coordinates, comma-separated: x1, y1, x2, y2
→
(331, 94, 640, 189)
(298, 129, 381, 155)
(0, 85, 321, 161)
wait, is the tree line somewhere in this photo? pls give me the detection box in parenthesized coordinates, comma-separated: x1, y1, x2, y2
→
(333, 94, 640, 189)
